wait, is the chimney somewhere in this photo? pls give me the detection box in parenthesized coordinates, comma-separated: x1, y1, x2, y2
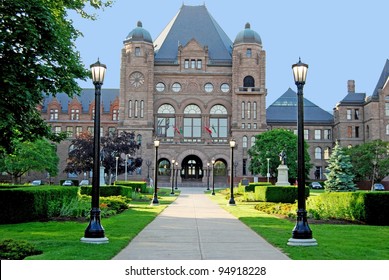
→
(347, 80, 355, 93)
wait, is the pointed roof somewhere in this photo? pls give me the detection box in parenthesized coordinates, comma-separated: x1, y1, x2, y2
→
(153, 5, 233, 62)
(372, 59, 389, 99)
(266, 88, 333, 124)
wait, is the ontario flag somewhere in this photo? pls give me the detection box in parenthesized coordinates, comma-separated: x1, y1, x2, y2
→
(204, 125, 213, 136)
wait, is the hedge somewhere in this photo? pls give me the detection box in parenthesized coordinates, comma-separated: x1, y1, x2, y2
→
(254, 185, 310, 203)
(114, 181, 147, 193)
(80, 185, 133, 198)
(306, 192, 389, 225)
(237, 182, 273, 193)
(0, 186, 79, 224)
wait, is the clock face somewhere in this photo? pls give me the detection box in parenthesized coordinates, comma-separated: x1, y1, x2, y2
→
(129, 72, 144, 88)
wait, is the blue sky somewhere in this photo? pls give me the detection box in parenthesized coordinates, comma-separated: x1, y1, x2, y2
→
(70, 0, 389, 112)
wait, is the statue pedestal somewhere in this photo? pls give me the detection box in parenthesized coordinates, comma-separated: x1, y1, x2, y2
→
(100, 166, 106, 186)
(276, 165, 290, 186)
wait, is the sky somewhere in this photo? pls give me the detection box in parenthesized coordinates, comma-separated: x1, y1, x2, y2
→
(70, 0, 389, 112)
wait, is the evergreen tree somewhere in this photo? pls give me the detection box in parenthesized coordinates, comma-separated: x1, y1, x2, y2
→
(324, 142, 356, 191)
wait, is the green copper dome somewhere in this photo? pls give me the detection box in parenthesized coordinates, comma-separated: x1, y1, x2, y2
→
(234, 23, 262, 45)
(125, 21, 152, 43)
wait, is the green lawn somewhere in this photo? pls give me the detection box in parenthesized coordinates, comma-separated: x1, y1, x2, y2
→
(209, 190, 389, 260)
(0, 189, 179, 260)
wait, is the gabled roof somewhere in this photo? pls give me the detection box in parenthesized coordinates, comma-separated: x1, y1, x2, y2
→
(42, 89, 119, 113)
(338, 92, 366, 105)
(153, 5, 233, 62)
(266, 88, 333, 124)
(372, 59, 389, 98)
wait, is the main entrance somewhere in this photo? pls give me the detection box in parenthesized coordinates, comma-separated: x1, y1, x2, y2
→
(181, 155, 203, 181)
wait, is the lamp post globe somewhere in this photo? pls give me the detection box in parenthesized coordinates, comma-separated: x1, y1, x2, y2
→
(81, 59, 108, 243)
(151, 139, 160, 205)
(228, 139, 236, 206)
(288, 58, 317, 246)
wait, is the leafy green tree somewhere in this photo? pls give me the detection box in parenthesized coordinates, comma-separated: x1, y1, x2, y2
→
(0, 139, 59, 184)
(0, 0, 112, 154)
(248, 129, 311, 180)
(346, 139, 389, 183)
(64, 131, 142, 184)
(324, 142, 356, 192)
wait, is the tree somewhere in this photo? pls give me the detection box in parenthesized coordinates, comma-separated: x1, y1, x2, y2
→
(324, 142, 356, 192)
(0, 139, 59, 184)
(64, 131, 142, 184)
(346, 139, 389, 183)
(0, 0, 112, 154)
(248, 129, 311, 180)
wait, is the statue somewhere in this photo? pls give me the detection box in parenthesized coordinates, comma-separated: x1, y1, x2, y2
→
(279, 150, 287, 165)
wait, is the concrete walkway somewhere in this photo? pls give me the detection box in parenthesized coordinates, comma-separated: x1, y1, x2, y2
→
(113, 187, 290, 260)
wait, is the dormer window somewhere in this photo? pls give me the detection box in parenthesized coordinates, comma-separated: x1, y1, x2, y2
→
(50, 108, 58, 120)
(70, 108, 80, 120)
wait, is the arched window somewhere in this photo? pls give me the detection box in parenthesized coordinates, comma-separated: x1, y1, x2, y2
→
(209, 105, 227, 140)
(315, 147, 322, 159)
(243, 76, 255, 88)
(366, 125, 370, 139)
(184, 104, 201, 141)
(324, 147, 330, 160)
(386, 124, 389, 135)
(128, 100, 132, 118)
(140, 100, 144, 118)
(137, 134, 142, 146)
(157, 104, 175, 138)
(250, 136, 256, 147)
(241, 102, 245, 119)
(242, 136, 248, 148)
(247, 101, 251, 119)
(134, 100, 139, 118)
(253, 101, 257, 120)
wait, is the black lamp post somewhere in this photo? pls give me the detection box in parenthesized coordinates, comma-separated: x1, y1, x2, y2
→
(175, 161, 179, 189)
(228, 139, 236, 206)
(151, 139, 160, 206)
(206, 162, 210, 190)
(81, 59, 108, 243)
(170, 159, 175, 195)
(288, 58, 317, 246)
(211, 158, 215, 195)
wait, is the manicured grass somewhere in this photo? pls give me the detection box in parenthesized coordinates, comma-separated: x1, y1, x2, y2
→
(209, 189, 389, 260)
(0, 189, 179, 260)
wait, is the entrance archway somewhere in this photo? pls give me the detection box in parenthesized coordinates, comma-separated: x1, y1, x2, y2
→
(181, 155, 203, 181)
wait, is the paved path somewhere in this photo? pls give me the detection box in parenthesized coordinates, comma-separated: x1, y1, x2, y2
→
(113, 187, 290, 260)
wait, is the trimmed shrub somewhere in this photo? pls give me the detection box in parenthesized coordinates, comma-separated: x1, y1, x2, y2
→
(0, 186, 79, 224)
(306, 192, 365, 221)
(237, 182, 273, 193)
(0, 239, 42, 260)
(80, 185, 133, 198)
(254, 185, 310, 203)
(115, 181, 147, 193)
(364, 192, 389, 225)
